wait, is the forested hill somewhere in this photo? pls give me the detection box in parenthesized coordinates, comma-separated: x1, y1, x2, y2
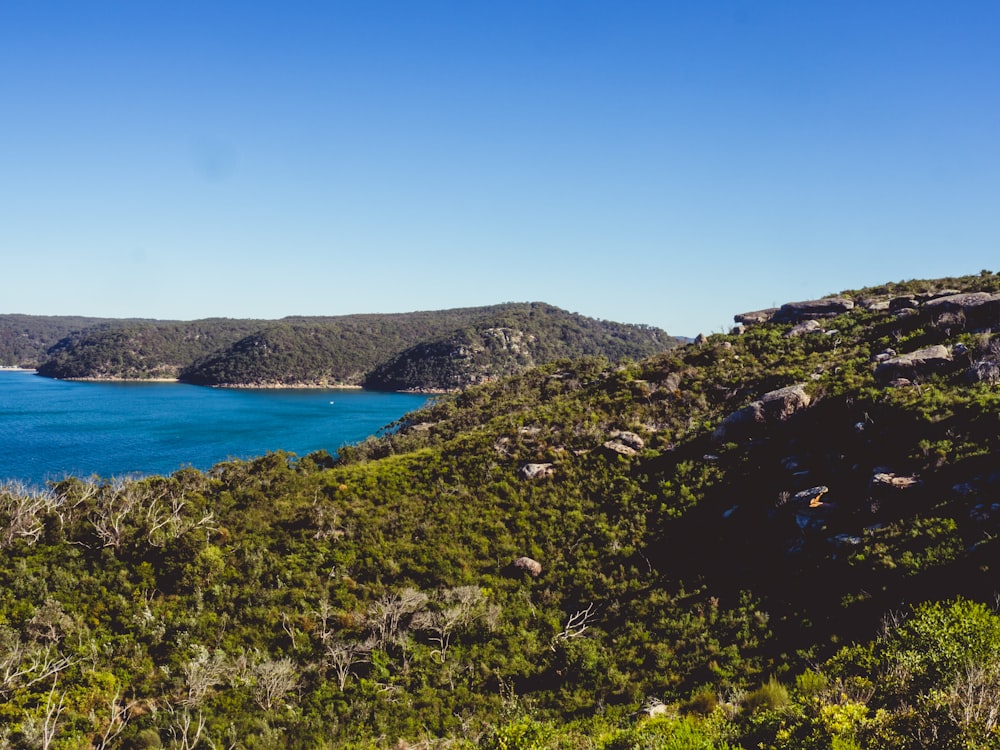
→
(5, 272, 1000, 748)
(23, 303, 680, 389)
(0, 314, 130, 367)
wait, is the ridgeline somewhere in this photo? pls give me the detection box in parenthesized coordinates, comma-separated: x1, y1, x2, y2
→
(3, 272, 1000, 748)
(4, 303, 680, 391)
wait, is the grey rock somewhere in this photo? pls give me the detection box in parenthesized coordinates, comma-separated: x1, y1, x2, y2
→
(889, 296, 919, 312)
(924, 292, 1000, 331)
(875, 345, 954, 383)
(734, 308, 778, 325)
(786, 320, 823, 337)
(519, 463, 555, 480)
(712, 384, 812, 442)
(602, 431, 645, 456)
(862, 299, 891, 312)
(773, 297, 855, 323)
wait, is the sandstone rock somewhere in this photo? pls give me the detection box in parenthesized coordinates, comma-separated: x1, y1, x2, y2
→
(773, 297, 854, 323)
(513, 556, 542, 577)
(889, 296, 919, 312)
(862, 299, 891, 312)
(923, 291, 997, 310)
(872, 472, 923, 491)
(611, 431, 645, 450)
(734, 308, 778, 325)
(712, 384, 812, 442)
(875, 345, 954, 383)
(793, 486, 830, 505)
(519, 463, 555, 480)
(924, 292, 1000, 331)
(641, 700, 670, 717)
(602, 431, 645, 456)
(786, 320, 823, 337)
(694, 333, 707, 345)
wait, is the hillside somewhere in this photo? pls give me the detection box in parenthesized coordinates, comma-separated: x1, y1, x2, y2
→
(3, 272, 1000, 748)
(0, 314, 126, 368)
(30, 304, 679, 389)
(362, 304, 670, 392)
(36, 319, 265, 380)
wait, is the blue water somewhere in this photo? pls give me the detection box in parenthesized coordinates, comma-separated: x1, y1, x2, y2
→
(0, 371, 430, 487)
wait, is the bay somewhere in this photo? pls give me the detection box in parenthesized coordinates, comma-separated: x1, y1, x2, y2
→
(0, 371, 430, 488)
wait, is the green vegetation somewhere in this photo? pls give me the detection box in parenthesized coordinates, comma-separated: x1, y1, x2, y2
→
(0, 315, 126, 368)
(3, 273, 1000, 747)
(21, 303, 680, 389)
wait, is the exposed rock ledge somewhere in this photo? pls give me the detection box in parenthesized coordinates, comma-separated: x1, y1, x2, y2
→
(713, 384, 812, 442)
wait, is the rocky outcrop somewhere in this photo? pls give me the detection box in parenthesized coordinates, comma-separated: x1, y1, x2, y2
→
(924, 292, 1000, 332)
(774, 297, 855, 323)
(875, 345, 954, 383)
(735, 297, 854, 327)
(519, 463, 555, 480)
(601, 431, 645, 456)
(713, 384, 813, 442)
(734, 308, 778, 325)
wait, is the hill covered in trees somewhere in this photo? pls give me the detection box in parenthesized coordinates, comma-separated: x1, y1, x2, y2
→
(3, 272, 1000, 748)
(20, 304, 680, 391)
(0, 315, 129, 368)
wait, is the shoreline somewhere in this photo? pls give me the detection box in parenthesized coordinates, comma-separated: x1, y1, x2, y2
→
(28, 372, 447, 394)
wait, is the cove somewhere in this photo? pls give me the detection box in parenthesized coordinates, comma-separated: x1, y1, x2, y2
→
(0, 371, 429, 488)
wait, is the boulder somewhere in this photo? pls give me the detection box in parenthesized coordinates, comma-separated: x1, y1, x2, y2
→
(875, 345, 954, 383)
(513, 556, 542, 577)
(712, 384, 812, 442)
(793, 486, 830, 506)
(872, 472, 923, 491)
(734, 308, 778, 325)
(862, 299, 891, 312)
(924, 292, 1000, 331)
(519, 463, 555, 480)
(641, 699, 670, 718)
(786, 320, 823, 337)
(773, 297, 855, 323)
(889, 296, 919, 312)
(602, 431, 645, 456)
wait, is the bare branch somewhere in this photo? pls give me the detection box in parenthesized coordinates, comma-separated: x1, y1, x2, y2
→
(551, 603, 598, 651)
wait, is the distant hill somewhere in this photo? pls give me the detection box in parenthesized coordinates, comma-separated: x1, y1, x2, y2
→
(362, 303, 673, 391)
(36, 319, 264, 380)
(0, 314, 126, 367)
(22, 303, 682, 389)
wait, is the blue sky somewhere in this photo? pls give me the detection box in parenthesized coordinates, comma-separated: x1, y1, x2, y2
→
(2, 2, 998, 336)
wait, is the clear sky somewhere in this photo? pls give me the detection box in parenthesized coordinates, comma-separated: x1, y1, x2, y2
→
(2, 2, 998, 336)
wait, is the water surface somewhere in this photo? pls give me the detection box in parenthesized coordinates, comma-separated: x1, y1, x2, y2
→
(0, 371, 429, 487)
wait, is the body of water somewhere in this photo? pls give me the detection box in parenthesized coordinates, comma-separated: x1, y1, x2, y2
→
(0, 371, 430, 487)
